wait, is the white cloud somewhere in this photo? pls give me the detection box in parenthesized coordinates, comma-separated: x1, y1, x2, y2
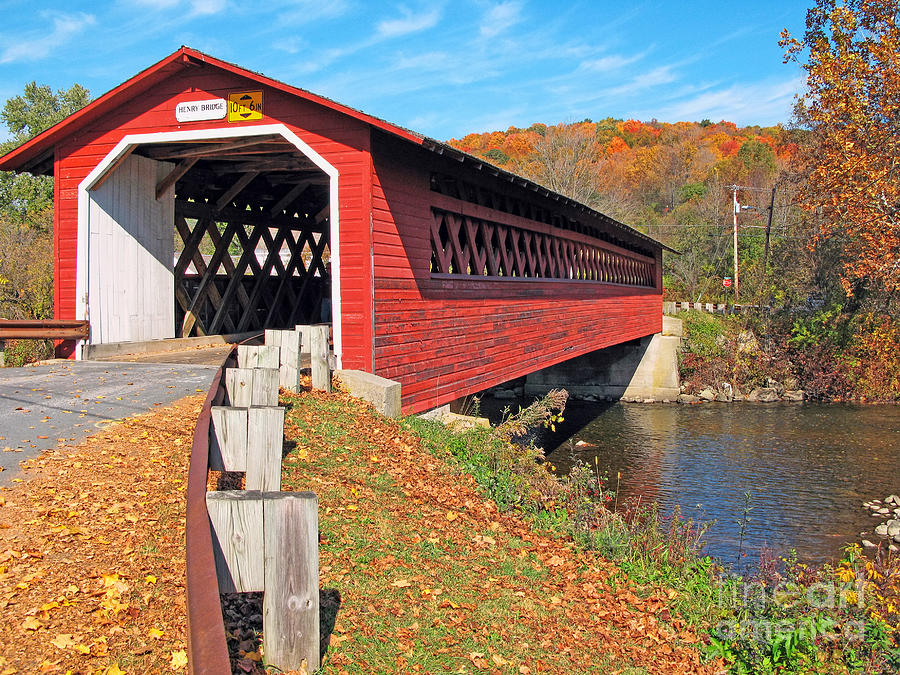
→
(654, 76, 805, 125)
(376, 6, 442, 38)
(480, 1, 523, 38)
(131, 0, 180, 8)
(602, 66, 678, 98)
(190, 0, 227, 16)
(579, 52, 644, 73)
(0, 12, 96, 64)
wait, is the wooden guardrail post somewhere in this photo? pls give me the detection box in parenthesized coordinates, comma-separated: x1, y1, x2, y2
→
(206, 490, 319, 673)
(246, 406, 284, 492)
(310, 324, 331, 392)
(209, 407, 249, 471)
(206, 490, 264, 594)
(266, 329, 302, 392)
(225, 367, 279, 407)
(263, 492, 320, 672)
(237, 344, 281, 369)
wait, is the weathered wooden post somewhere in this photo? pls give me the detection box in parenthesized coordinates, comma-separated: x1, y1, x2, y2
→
(279, 329, 302, 392)
(206, 490, 320, 672)
(265, 329, 283, 348)
(246, 406, 284, 492)
(209, 406, 249, 471)
(206, 490, 264, 593)
(295, 325, 312, 356)
(310, 325, 331, 392)
(263, 492, 320, 672)
(225, 367, 279, 407)
(237, 344, 281, 369)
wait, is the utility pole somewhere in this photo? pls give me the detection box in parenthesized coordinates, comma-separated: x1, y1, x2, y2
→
(731, 186, 740, 301)
(725, 183, 770, 304)
(761, 185, 777, 280)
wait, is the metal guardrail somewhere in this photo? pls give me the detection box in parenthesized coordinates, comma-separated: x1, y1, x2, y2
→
(0, 319, 90, 340)
(185, 348, 234, 674)
(663, 301, 769, 315)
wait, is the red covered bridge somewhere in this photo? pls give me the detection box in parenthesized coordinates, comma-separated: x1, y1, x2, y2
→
(0, 47, 668, 413)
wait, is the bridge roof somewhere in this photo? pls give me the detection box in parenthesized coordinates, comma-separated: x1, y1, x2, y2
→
(0, 46, 670, 252)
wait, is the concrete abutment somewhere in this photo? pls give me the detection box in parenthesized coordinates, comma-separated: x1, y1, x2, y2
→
(523, 316, 682, 402)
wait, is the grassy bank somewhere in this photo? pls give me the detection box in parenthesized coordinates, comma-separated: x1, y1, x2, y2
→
(402, 395, 900, 674)
(278, 388, 715, 674)
(277, 386, 898, 674)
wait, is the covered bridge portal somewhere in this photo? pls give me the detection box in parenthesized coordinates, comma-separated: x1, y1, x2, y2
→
(0, 47, 666, 414)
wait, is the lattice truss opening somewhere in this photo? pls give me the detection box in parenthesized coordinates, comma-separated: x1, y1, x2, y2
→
(430, 209, 656, 287)
(133, 135, 331, 338)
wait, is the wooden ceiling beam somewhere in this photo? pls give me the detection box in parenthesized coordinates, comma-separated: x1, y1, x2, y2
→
(156, 158, 198, 200)
(215, 171, 260, 212)
(211, 158, 311, 173)
(144, 137, 281, 160)
(175, 199, 327, 232)
(269, 182, 312, 216)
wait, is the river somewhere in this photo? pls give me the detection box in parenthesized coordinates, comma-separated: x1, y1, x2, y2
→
(481, 398, 900, 569)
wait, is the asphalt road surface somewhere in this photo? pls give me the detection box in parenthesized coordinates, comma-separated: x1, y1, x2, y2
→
(0, 359, 220, 483)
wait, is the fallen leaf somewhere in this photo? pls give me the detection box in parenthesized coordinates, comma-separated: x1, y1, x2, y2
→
(148, 628, 164, 640)
(446, 511, 458, 522)
(22, 616, 42, 630)
(50, 634, 77, 650)
(170, 649, 187, 670)
(391, 579, 412, 588)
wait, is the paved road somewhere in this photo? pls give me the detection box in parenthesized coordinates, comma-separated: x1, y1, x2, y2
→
(0, 359, 220, 483)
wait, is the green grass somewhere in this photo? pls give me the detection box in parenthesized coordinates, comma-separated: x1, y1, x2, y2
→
(277, 390, 673, 673)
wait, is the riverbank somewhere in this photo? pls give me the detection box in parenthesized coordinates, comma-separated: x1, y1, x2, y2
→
(414, 394, 900, 673)
(676, 309, 900, 404)
(276, 387, 716, 673)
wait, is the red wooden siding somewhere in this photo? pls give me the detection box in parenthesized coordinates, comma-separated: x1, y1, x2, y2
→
(370, 132, 663, 414)
(51, 65, 374, 369)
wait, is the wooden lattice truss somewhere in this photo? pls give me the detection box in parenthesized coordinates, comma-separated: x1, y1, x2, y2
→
(134, 135, 331, 338)
(430, 209, 656, 287)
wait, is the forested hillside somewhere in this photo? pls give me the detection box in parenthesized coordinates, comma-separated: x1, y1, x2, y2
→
(447, 118, 803, 306)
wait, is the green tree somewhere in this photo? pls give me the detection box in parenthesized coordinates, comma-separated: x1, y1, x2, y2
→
(0, 82, 91, 223)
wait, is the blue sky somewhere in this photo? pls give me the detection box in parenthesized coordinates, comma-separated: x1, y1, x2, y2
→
(0, 1, 810, 141)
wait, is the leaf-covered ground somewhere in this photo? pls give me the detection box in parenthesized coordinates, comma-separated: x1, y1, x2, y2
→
(0, 384, 720, 674)
(280, 389, 719, 674)
(0, 396, 200, 674)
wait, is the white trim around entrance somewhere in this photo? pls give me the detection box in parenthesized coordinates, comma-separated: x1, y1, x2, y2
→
(75, 124, 342, 367)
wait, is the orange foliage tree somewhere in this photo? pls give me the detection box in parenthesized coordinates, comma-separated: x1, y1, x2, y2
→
(782, 0, 900, 293)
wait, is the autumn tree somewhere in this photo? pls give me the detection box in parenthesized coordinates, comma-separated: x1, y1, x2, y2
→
(0, 82, 91, 222)
(782, 0, 900, 293)
(513, 123, 603, 207)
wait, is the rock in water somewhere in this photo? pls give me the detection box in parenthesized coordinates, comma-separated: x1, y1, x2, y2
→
(783, 390, 805, 402)
(698, 388, 717, 401)
(862, 539, 877, 548)
(875, 524, 889, 536)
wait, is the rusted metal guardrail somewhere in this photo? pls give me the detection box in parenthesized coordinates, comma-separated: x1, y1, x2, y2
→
(0, 319, 90, 340)
(185, 349, 234, 674)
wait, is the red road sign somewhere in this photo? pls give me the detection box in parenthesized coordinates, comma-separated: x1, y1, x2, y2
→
(723, 277, 733, 288)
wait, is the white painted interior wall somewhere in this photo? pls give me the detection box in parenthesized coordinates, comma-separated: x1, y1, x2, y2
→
(87, 154, 175, 343)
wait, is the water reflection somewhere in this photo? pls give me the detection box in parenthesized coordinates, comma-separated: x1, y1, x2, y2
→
(480, 398, 900, 568)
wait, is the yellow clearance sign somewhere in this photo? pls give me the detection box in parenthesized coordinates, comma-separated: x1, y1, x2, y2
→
(228, 91, 263, 122)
